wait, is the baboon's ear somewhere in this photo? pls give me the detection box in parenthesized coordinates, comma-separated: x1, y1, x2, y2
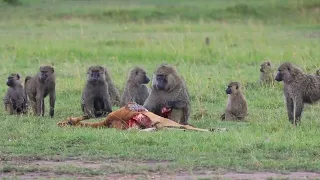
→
(266, 61, 271, 66)
(236, 85, 239, 89)
(16, 74, 20, 80)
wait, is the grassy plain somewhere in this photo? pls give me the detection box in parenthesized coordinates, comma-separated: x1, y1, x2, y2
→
(1, 0, 320, 179)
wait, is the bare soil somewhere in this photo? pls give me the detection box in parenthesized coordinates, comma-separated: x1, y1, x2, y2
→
(1, 157, 320, 180)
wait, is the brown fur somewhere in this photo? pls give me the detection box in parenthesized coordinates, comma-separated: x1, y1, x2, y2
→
(104, 68, 121, 106)
(81, 66, 113, 118)
(3, 73, 28, 115)
(221, 82, 248, 121)
(143, 64, 190, 125)
(120, 67, 150, 107)
(260, 61, 275, 86)
(25, 66, 56, 117)
(275, 62, 320, 125)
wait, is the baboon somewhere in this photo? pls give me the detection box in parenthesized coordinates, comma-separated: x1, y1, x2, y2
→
(221, 82, 248, 121)
(81, 66, 113, 118)
(143, 64, 190, 125)
(120, 67, 150, 107)
(316, 69, 320, 76)
(3, 73, 27, 114)
(260, 61, 275, 86)
(205, 37, 210, 45)
(25, 66, 56, 117)
(104, 68, 121, 106)
(275, 62, 320, 125)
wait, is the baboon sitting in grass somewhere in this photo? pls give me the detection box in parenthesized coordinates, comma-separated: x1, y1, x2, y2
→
(120, 67, 150, 107)
(221, 82, 248, 121)
(3, 73, 28, 115)
(275, 62, 320, 125)
(260, 61, 275, 86)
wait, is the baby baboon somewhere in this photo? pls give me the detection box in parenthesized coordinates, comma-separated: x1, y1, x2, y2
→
(260, 61, 275, 86)
(104, 68, 121, 106)
(316, 69, 320, 76)
(275, 62, 320, 125)
(205, 37, 210, 45)
(25, 66, 56, 117)
(143, 64, 190, 125)
(3, 73, 28, 115)
(221, 82, 248, 121)
(81, 66, 113, 118)
(120, 67, 150, 107)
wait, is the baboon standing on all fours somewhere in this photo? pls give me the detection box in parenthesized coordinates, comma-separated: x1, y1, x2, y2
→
(275, 62, 320, 125)
(104, 68, 121, 106)
(81, 66, 113, 118)
(25, 66, 56, 117)
(260, 61, 275, 86)
(221, 82, 248, 121)
(143, 64, 191, 125)
(3, 73, 28, 115)
(120, 67, 150, 107)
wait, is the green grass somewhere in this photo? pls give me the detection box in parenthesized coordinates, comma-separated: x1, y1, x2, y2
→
(1, 0, 320, 176)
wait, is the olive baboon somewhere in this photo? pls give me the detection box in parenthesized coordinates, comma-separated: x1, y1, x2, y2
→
(221, 82, 248, 121)
(104, 68, 121, 106)
(81, 66, 113, 118)
(260, 61, 275, 86)
(143, 64, 190, 125)
(120, 67, 150, 107)
(316, 69, 320, 76)
(25, 66, 56, 117)
(205, 37, 210, 45)
(3, 73, 27, 115)
(275, 62, 320, 125)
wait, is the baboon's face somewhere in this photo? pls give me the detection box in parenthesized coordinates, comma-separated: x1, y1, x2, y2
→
(225, 82, 240, 95)
(152, 65, 177, 91)
(154, 74, 167, 90)
(39, 66, 54, 82)
(6, 73, 20, 87)
(275, 65, 290, 82)
(135, 70, 150, 84)
(87, 66, 105, 83)
(260, 61, 271, 72)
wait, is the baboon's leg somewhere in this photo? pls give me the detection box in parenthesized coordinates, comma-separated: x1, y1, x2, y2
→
(293, 97, 304, 125)
(36, 92, 44, 116)
(41, 99, 45, 116)
(286, 97, 294, 124)
(49, 91, 55, 117)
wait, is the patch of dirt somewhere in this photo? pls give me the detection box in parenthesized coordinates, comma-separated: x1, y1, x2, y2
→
(1, 157, 320, 179)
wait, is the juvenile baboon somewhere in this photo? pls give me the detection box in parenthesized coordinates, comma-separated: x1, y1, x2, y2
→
(143, 64, 190, 125)
(120, 67, 150, 107)
(221, 82, 248, 121)
(260, 61, 275, 86)
(275, 62, 320, 125)
(104, 68, 121, 106)
(25, 66, 56, 117)
(3, 73, 28, 115)
(205, 37, 210, 45)
(81, 66, 113, 118)
(316, 69, 320, 76)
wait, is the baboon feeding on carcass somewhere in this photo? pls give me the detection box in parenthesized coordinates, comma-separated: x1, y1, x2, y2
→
(260, 61, 275, 86)
(25, 66, 56, 117)
(81, 66, 113, 118)
(3, 73, 28, 115)
(275, 62, 320, 125)
(221, 82, 248, 121)
(143, 64, 190, 125)
(120, 67, 150, 107)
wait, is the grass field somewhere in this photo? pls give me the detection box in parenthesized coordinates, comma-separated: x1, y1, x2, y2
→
(1, 0, 320, 179)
